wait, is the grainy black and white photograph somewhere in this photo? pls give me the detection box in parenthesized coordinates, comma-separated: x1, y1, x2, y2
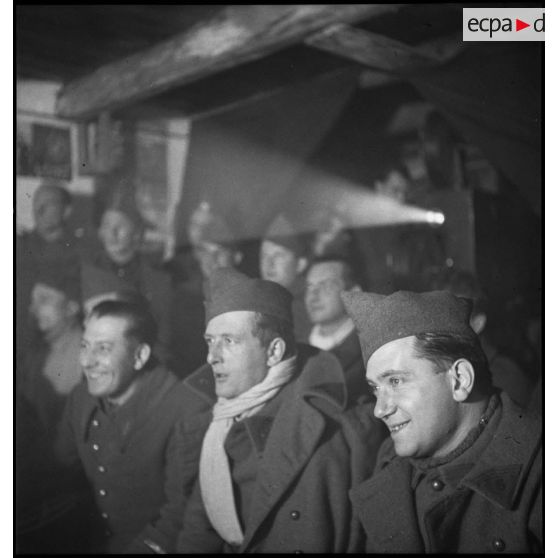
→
(15, 4, 543, 554)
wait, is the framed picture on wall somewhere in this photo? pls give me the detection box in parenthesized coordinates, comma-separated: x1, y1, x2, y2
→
(31, 123, 72, 180)
(17, 120, 72, 180)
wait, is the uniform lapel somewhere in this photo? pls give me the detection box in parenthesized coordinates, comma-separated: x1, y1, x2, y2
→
(350, 458, 425, 553)
(239, 395, 326, 551)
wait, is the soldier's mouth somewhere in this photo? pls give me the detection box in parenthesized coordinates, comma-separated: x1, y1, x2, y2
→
(389, 421, 410, 434)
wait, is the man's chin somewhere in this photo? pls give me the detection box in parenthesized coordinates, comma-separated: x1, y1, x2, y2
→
(107, 249, 134, 265)
(86, 379, 109, 398)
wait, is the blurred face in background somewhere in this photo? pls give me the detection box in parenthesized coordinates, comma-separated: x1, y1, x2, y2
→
(33, 187, 67, 242)
(99, 209, 141, 265)
(374, 170, 409, 204)
(260, 240, 304, 290)
(30, 282, 78, 342)
(194, 241, 239, 279)
(305, 261, 349, 329)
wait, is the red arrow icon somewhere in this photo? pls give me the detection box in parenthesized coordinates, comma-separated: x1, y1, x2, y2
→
(516, 18, 530, 31)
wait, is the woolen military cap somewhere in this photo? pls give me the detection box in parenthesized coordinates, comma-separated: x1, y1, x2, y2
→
(205, 267, 293, 325)
(340, 289, 475, 364)
(264, 213, 308, 258)
(35, 260, 81, 303)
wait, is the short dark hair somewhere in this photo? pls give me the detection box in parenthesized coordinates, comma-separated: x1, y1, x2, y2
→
(412, 332, 493, 396)
(306, 255, 358, 289)
(89, 299, 158, 348)
(251, 312, 297, 359)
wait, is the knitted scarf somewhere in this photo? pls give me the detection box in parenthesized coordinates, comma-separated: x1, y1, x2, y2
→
(199, 355, 297, 546)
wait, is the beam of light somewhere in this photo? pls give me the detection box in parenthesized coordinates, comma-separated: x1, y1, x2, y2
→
(286, 173, 447, 235)
(426, 210, 445, 225)
(178, 124, 448, 245)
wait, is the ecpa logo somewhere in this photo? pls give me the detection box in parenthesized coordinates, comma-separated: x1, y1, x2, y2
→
(463, 8, 544, 41)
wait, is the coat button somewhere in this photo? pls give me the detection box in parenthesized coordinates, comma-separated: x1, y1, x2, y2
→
(290, 510, 300, 520)
(99, 489, 107, 497)
(98, 465, 106, 473)
(431, 479, 444, 491)
(92, 419, 99, 427)
(104, 528, 112, 537)
(294, 551, 303, 554)
(92, 443, 100, 451)
(101, 512, 109, 519)
(492, 538, 506, 552)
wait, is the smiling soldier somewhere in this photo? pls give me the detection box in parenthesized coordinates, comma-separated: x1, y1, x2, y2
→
(341, 290, 542, 554)
(54, 300, 201, 553)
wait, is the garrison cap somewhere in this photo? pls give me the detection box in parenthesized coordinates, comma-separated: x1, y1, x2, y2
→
(341, 289, 475, 363)
(205, 267, 293, 325)
(263, 214, 308, 258)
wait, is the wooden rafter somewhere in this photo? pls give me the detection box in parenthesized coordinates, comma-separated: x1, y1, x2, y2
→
(306, 25, 464, 74)
(56, 4, 405, 119)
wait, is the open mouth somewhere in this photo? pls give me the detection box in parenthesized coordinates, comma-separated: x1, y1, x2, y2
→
(214, 372, 227, 383)
(86, 371, 106, 382)
(389, 421, 410, 434)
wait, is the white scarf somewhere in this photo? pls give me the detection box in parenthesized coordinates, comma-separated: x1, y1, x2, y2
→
(199, 355, 297, 546)
(308, 317, 355, 351)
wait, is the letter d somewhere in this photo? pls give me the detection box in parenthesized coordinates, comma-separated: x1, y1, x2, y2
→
(534, 13, 544, 32)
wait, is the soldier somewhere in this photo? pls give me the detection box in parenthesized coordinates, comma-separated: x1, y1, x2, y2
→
(342, 289, 542, 553)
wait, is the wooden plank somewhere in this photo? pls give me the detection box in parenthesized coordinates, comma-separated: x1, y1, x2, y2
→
(306, 25, 463, 73)
(96, 111, 113, 173)
(56, 4, 404, 119)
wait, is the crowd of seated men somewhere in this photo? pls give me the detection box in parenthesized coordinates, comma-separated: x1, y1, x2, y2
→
(15, 179, 542, 554)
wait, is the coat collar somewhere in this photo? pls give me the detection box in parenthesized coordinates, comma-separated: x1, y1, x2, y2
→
(239, 386, 328, 551)
(237, 346, 347, 551)
(183, 364, 217, 406)
(292, 343, 348, 411)
(186, 344, 348, 412)
(78, 365, 176, 446)
(455, 393, 541, 510)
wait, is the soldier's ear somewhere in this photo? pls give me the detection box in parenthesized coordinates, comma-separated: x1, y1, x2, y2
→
(449, 359, 475, 402)
(470, 312, 487, 335)
(266, 337, 286, 367)
(296, 257, 308, 275)
(134, 343, 151, 370)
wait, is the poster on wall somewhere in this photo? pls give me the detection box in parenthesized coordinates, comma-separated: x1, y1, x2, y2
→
(32, 123, 72, 180)
(16, 121, 72, 180)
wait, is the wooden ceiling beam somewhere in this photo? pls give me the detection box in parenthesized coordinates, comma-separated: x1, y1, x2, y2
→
(56, 4, 405, 119)
(306, 25, 464, 74)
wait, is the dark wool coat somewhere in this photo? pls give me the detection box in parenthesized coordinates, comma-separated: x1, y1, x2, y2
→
(290, 276, 313, 342)
(55, 366, 203, 553)
(350, 392, 542, 553)
(176, 344, 387, 554)
(330, 329, 371, 406)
